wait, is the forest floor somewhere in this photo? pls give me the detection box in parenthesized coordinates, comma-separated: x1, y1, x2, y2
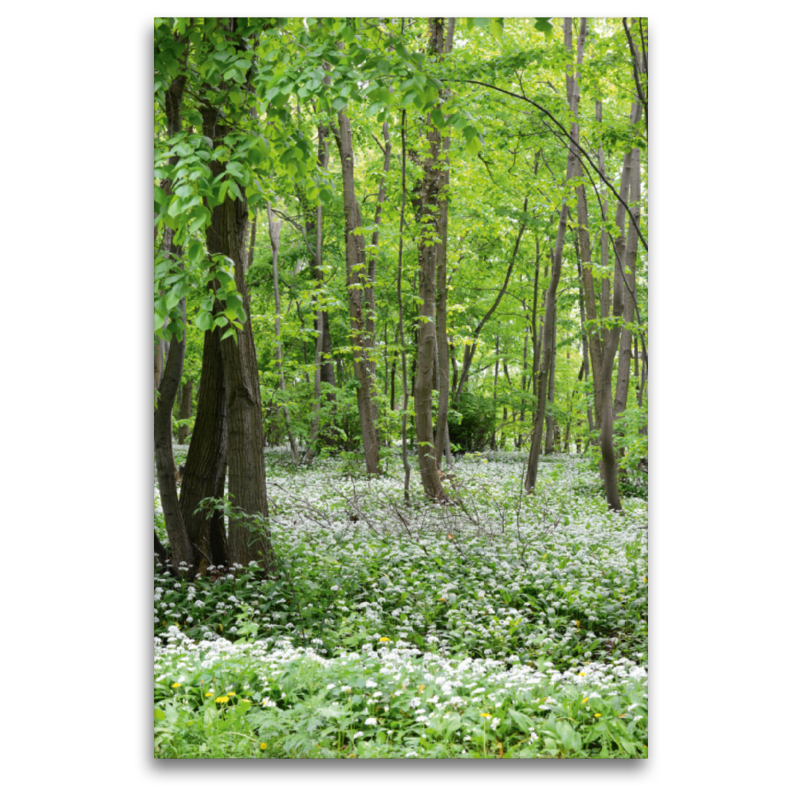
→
(154, 449, 648, 758)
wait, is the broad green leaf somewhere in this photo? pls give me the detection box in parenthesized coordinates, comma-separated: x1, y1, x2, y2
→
(187, 240, 204, 262)
(195, 310, 213, 331)
(227, 180, 243, 201)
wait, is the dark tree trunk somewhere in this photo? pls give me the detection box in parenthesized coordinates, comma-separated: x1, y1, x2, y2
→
(414, 18, 448, 501)
(180, 324, 228, 576)
(154, 73, 194, 575)
(433, 18, 456, 469)
(177, 378, 192, 444)
(203, 106, 275, 572)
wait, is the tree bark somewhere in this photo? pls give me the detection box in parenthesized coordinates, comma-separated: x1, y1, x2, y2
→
(398, 109, 412, 502)
(266, 202, 299, 463)
(203, 106, 275, 572)
(177, 378, 192, 444)
(154, 73, 194, 575)
(525, 17, 584, 493)
(414, 17, 448, 501)
(614, 145, 642, 419)
(433, 18, 456, 469)
(333, 108, 381, 475)
(544, 323, 557, 455)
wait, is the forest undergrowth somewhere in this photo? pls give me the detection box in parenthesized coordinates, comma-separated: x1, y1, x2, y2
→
(154, 450, 648, 758)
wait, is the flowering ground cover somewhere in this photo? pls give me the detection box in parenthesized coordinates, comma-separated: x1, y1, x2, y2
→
(154, 450, 648, 758)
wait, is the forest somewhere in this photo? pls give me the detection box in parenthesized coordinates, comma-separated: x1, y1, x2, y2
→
(153, 16, 648, 759)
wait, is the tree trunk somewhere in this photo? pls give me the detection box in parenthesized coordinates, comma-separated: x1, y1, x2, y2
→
(180, 323, 228, 576)
(597, 101, 642, 511)
(525, 17, 584, 493)
(544, 324, 556, 455)
(614, 145, 642, 419)
(266, 202, 299, 463)
(177, 378, 192, 444)
(203, 106, 275, 572)
(414, 18, 448, 501)
(154, 73, 194, 575)
(433, 18, 456, 469)
(304, 123, 331, 464)
(333, 108, 381, 475)
(398, 109, 412, 502)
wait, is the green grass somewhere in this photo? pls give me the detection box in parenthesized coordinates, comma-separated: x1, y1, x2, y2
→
(154, 450, 647, 758)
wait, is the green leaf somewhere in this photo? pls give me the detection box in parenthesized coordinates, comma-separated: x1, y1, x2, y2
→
(431, 108, 445, 129)
(464, 129, 482, 156)
(195, 310, 214, 331)
(489, 19, 504, 40)
(165, 288, 182, 310)
(227, 181, 243, 201)
(187, 240, 204, 262)
(365, 102, 383, 117)
(154, 708, 166, 722)
(508, 709, 535, 733)
(534, 18, 554, 35)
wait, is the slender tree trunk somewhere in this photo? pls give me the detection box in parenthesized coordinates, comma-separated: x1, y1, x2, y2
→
(491, 335, 500, 450)
(266, 202, 298, 463)
(614, 145, 642, 419)
(525, 17, 584, 493)
(303, 122, 330, 466)
(433, 18, 456, 469)
(365, 121, 393, 427)
(413, 18, 448, 501)
(544, 324, 556, 455)
(398, 109, 412, 502)
(154, 73, 194, 575)
(597, 101, 641, 511)
(177, 378, 193, 444)
(333, 108, 381, 475)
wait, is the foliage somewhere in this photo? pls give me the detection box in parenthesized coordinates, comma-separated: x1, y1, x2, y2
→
(448, 393, 496, 452)
(155, 450, 647, 758)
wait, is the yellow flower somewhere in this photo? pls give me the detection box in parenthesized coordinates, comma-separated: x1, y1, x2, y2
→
(215, 696, 230, 704)
(579, 672, 586, 676)
(419, 685, 425, 692)
(439, 597, 447, 602)
(581, 698, 588, 704)
(227, 692, 236, 697)
(379, 637, 391, 642)
(594, 713, 601, 718)
(205, 691, 213, 697)
(643, 577, 647, 583)
(260, 743, 267, 751)
(171, 683, 182, 689)
(480, 713, 492, 718)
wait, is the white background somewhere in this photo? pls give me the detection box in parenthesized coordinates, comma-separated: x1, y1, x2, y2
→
(2, 2, 797, 797)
